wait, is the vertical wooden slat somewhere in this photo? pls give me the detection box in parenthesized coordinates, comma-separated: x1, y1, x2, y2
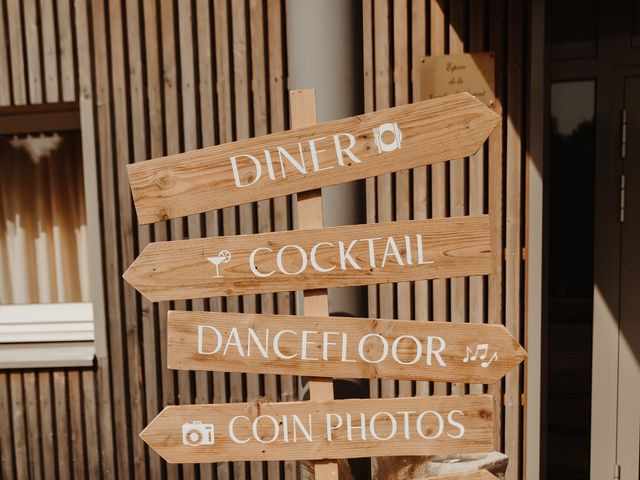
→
(230, 3, 252, 479)
(448, 0, 467, 397)
(505, 1, 524, 478)
(194, 4, 217, 480)
(411, 0, 430, 397)
(0, 373, 14, 480)
(213, 2, 233, 478)
(108, 0, 147, 476)
(0, 0, 11, 106)
(160, 2, 193, 480)
(488, 0, 505, 452)
(22, 0, 41, 103)
(429, 0, 448, 397)
(68, 370, 86, 479)
(37, 372, 55, 480)
(468, 0, 487, 397)
(6, 0, 26, 104)
(74, 0, 116, 476)
(81, 370, 101, 480)
(291, 88, 339, 480)
(374, 0, 395, 403)
(394, 0, 412, 399)
(250, 3, 281, 478)
(53, 371, 71, 479)
(142, 2, 170, 479)
(124, 0, 162, 478)
(266, 4, 296, 477)
(363, 1, 378, 343)
(39, 0, 58, 102)
(23, 372, 41, 479)
(56, 0, 75, 101)
(10, 373, 28, 480)
(90, 0, 131, 477)
(179, 4, 210, 479)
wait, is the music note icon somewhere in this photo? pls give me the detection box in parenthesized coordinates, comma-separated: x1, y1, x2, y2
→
(463, 344, 498, 368)
(481, 352, 498, 368)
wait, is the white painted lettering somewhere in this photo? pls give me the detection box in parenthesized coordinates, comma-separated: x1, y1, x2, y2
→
(249, 247, 275, 277)
(273, 330, 298, 360)
(426, 336, 447, 366)
(417, 411, 444, 440)
(301, 330, 318, 361)
(447, 410, 465, 439)
(359, 333, 389, 364)
(325, 413, 343, 441)
(333, 133, 362, 166)
(369, 411, 397, 441)
(230, 155, 262, 187)
(197, 325, 222, 355)
(339, 240, 361, 270)
(229, 415, 251, 444)
(381, 236, 404, 268)
(391, 335, 422, 365)
(310, 242, 336, 273)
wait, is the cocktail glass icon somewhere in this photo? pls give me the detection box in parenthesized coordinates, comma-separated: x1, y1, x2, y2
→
(207, 250, 231, 278)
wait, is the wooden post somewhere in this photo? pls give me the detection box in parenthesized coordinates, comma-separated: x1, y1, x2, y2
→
(290, 89, 339, 479)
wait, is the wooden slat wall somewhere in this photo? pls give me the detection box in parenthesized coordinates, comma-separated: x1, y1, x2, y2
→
(362, 1, 527, 479)
(0, 1, 292, 479)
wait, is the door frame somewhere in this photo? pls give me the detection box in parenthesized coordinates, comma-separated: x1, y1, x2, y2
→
(590, 1, 640, 478)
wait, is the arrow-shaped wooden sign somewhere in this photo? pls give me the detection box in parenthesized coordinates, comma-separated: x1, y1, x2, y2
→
(123, 215, 491, 302)
(128, 93, 500, 224)
(167, 311, 526, 384)
(140, 395, 494, 463)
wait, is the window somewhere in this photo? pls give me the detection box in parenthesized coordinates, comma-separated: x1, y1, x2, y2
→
(0, 103, 96, 368)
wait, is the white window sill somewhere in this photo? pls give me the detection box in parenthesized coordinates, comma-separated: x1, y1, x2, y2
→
(0, 342, 95, 369)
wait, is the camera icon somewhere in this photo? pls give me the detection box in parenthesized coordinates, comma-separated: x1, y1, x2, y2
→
(373, 122, 403, 153)
(182, 421, 215, 446)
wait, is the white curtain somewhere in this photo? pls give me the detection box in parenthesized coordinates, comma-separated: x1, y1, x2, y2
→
(0, 132, 89, 305)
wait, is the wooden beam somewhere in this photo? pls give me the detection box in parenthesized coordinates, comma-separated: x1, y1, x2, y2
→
(290, 89, 339, 480)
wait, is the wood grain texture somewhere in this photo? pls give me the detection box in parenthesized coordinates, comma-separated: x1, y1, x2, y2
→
(141, 395, 495, 463)
(128, 93, 500, 224)
(0, 1, 292, 478)
(125, 215, 492, 301)
(290, 89, 339, 480)
(167, 311, 526, 383)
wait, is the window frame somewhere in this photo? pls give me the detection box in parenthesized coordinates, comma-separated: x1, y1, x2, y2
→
(0, 102, 107, 369)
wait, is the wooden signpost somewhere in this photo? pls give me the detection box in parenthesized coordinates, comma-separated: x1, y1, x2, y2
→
(140, 395, 494, 463)
(127, 92, 500, 224)
(124, 90, 523, 478)
(124, 216, 491, 301)
(167, 311, 527, 384)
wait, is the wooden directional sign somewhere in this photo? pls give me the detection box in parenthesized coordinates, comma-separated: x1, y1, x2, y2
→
(128, 93, 500, 224)
(140, 395, 494, 463)
(167, 311, 527, 384)
(124, 215, 491, 302)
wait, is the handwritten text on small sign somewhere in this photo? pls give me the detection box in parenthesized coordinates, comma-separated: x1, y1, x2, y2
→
(140, 395, 494, 463)
(420, 53, 496, 107)
(127, 93, 500, 224)
(167, 311, 526, 384)
(123, 216, 491, 302)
